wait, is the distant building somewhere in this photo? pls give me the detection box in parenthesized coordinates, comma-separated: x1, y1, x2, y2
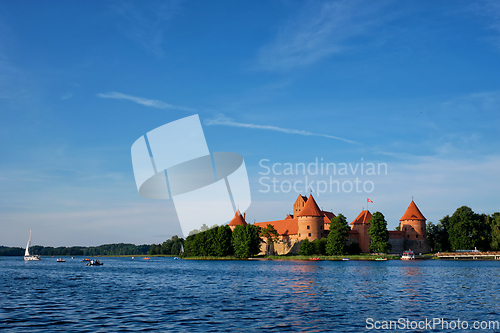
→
(252, 194, 431, 255)
(228, 210, 247, 231)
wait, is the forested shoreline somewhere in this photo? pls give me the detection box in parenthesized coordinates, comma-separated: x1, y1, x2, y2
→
(0, 243, 150, 256)
(3, 206, 498, 257)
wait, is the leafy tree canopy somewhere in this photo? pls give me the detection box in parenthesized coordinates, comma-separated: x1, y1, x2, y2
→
(326, 214, 350, 255)
(368, 211, 391, 253)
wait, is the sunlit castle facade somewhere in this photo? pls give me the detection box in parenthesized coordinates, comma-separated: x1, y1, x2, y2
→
(251, 194, 431, 255)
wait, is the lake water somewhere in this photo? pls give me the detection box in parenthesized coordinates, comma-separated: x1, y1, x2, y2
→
(1, 257, 500, 332)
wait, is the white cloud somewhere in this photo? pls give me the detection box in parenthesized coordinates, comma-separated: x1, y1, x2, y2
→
(60, 92, 73, 100)
(256, 0, 390, 71)
(111, 1, 181, 57)
(97, 91, 194, 111)
(204, 114, 358, 144)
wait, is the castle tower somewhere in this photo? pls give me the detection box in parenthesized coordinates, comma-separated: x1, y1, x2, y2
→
(297, 195, 323, 241)
(399, 200, 426, 240)
(293, 195, 308, 217)
(350, 210, 372, 253)
(228, 210, 247, 231)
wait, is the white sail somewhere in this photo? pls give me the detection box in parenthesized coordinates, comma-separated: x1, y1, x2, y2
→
(25, 230, 31, 256)
(24, 230, 40, 260)
(180, 244, 184, 254)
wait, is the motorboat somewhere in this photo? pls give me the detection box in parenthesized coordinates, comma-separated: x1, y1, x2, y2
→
(56, 258, 66, 262)
(86, 259, 103, 266)
(401, 250, 415, 260)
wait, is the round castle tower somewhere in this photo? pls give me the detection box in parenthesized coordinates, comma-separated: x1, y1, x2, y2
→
(228, 210, 247, 232)
(297, 195, 323, 241)
(399, 200, 426, 240)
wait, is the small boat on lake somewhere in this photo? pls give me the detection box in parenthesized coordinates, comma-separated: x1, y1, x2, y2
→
(309, 257, 321, 261)
(56, 258, 66, 262)
(342, 258, 350, 261)
(86, 259, 103, 266)
(143, 257, 151, 260)
(24, 230, 41, 261)
(401, 250, 415, 260)
(375, 257, 387, 261)
(173, 245, 184, 260)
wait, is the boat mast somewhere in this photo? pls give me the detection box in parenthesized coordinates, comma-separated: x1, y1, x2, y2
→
(25, 230, 31, 256)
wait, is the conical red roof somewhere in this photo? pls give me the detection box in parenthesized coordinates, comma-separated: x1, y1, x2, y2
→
(350, 210, 372, 225)
(400, 201, 426, 221)
(297, 195, 322, 217)
(229, 210, 247, 226)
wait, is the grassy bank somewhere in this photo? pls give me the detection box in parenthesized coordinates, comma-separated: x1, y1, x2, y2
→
(179, 254, 401, 260)
(262, 254, 400, 260)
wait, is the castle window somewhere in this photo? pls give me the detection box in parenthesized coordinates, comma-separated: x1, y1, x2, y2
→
(308, 233, 311, 237)
(299, 233, 301, 237)
(416, 235, 418, 238)
(407, 235, 410, 238)
(307, 225, 310, 229)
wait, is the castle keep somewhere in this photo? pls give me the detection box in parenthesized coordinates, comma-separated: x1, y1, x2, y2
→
(236, 194, 432, 255)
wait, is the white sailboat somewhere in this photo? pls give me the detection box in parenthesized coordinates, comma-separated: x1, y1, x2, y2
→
(174, 245, 184, 260)
(24, 230, 41, 261)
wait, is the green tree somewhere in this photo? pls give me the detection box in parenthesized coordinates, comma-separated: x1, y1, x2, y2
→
(326, 214, 350, 255)
(490, 213, 500, 251)
(149, 244, 158, 255)
(260, 224, 280, 255)
(231, 225, 262, 258)
(299, 238, 315, 255)
(448, 206, 489, 251)
(347, 242, 361, 255)
(170, 235, 184, 256)
(213, 225, 234, 257)
(312, 238, 327, 255)
(368, 211, 391, 253)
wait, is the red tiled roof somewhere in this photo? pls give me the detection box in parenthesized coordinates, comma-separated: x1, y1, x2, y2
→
(285, 214, 293, 220)
(228, 210, 247, 226)
(297, 195, 322, 217)
(350, 210, 372, 225)
(254, 219, 298, 236)
(400, 201, 426, 221)
(322, 211, 336, 223)
(298, 195, 307, 202)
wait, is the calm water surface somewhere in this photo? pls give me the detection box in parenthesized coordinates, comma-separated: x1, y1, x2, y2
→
(1, 257, 500, 332)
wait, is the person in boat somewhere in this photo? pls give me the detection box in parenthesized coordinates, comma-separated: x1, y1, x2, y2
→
(90, 260, 94, 265)
(95, 259, 100, 265)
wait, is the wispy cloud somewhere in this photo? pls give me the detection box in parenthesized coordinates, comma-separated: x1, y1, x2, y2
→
(471, 0, 500, 50)
(256, 0, 390, 71)
(60, 92, 73, 100)
(111, 1, 181, 57)
(205, 114, 358, 144)
(97, 92, 194, 111)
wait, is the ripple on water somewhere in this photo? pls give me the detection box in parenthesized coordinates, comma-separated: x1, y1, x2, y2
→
(2, 258, 500, 332)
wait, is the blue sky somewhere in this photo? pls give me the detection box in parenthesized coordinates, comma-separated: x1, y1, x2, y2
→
(1, 0, 500, 247)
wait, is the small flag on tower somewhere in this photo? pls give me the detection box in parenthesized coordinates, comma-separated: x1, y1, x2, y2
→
(367, 198, 373, 203)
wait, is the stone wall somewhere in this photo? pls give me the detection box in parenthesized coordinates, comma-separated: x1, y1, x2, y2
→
(388, 237, 405, 254)
(260, 239, 300, 255)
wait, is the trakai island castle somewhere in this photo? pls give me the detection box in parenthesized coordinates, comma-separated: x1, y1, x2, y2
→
(228, 194, 431, 255)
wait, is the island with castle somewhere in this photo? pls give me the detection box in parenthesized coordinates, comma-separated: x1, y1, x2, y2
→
(228, 194, 431, 255)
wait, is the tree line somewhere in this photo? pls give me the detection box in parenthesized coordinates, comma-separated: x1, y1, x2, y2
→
(149, 235, 184, 255)
(0, 243, 150, 256)
(183, 224, 261, 258)
(427, 206, 500, 252)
